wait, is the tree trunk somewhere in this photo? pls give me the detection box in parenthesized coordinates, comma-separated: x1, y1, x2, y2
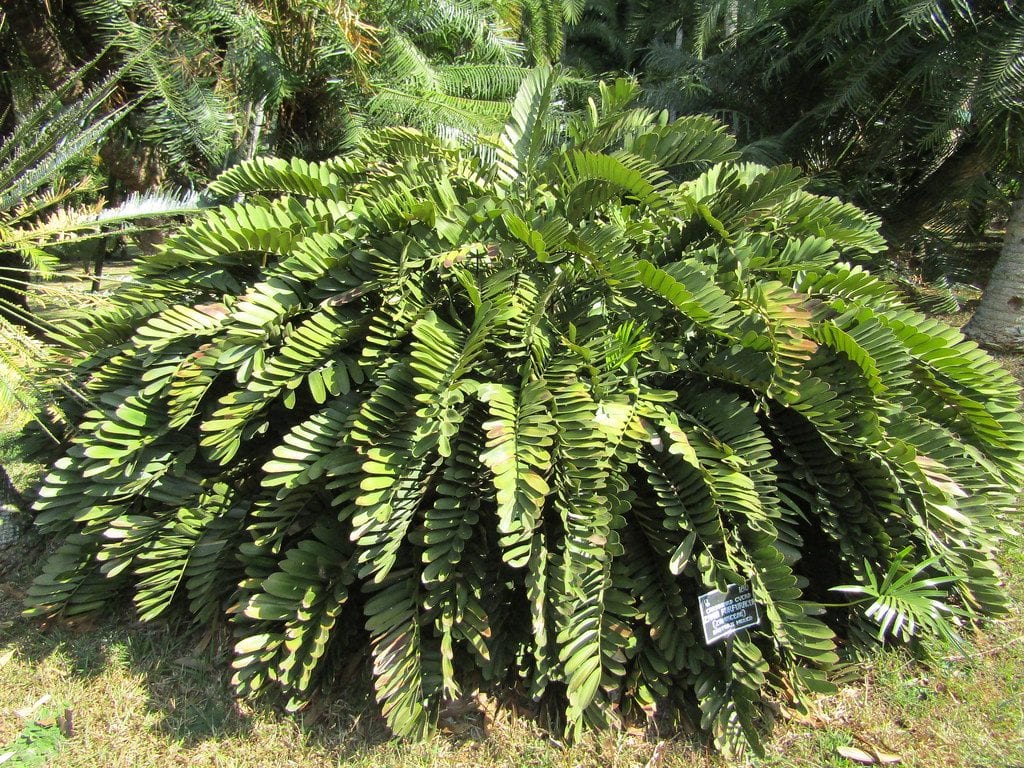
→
(963, 197, 1024, 349)
(4, 0, 85, 100)
(0, 463, 24, 512)
(0, 251, 33, 332)
(881, 140, 990, 245)
(1, 462, 41, 578)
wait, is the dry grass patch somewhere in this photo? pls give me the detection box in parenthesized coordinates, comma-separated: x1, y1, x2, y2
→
(1, 547, 1022, 768)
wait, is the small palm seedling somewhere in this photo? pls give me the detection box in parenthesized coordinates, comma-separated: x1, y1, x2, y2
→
(832, 547, 968, 648)
(24, 70, 1024, 756)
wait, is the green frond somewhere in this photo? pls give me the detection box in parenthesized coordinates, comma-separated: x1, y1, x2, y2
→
(478, 379, 556, 565)
(233, 520, 356, 706)
(363, 571, 438, 739)
(499, 64, 560, 179)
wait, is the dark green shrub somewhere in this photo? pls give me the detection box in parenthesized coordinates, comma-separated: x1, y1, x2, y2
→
(26, 72, 1024, 755)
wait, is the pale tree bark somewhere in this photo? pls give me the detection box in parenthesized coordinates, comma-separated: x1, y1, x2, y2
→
(963, 197, 1024, 348)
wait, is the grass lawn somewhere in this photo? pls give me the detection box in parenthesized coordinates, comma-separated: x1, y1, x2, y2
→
(0, 307, 1021, 767)
(0, 564, 1020, 768)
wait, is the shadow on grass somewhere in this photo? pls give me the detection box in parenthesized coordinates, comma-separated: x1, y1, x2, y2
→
(0, 560, 710, 767)
(1, 548, 1021, 768)
(1, 576, 243, 746)
(0, 564, 398, 758)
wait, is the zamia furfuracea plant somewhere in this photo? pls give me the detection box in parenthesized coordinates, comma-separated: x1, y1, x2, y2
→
(24, 69, 1024, 756)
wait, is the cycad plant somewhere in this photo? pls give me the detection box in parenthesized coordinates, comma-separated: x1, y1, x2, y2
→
(25, 71, 1024, 755)
(0, 67, 129, 329)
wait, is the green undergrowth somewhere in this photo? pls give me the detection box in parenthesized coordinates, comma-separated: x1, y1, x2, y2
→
(0, 699, 71, 767)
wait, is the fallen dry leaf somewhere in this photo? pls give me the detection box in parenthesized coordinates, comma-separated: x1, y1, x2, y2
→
(297, 694, 327, 726)
(190, 630, 214, 655)
(0, 584, 24, 600)
(838, 745, 901, 765)
(644, 740, 668, 768)
(174, 656, 209, 671)
(15, 694, 51, 719)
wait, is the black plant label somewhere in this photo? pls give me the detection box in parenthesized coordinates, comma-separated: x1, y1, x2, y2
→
(698, 583, 760, 645)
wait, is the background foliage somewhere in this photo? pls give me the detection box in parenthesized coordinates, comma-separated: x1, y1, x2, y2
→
(565, 0, 1024, 281)
(1, 0, 574, 185)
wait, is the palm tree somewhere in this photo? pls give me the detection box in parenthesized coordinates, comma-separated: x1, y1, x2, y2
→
(0, 63, 197, 324)
(776, 0, 1023, 344)
(6, 0, 570, 186)
(0, 63, 201, 435)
